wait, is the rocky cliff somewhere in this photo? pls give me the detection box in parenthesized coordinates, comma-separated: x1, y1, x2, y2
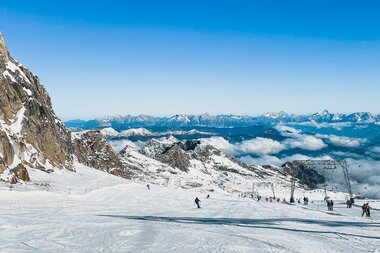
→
(0, 32, 123, 183)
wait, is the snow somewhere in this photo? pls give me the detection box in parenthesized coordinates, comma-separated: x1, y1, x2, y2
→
(119, 128, 154, 137)
(22, 87, 32, 96)
(100, 127, 119, 137)
(163, 129, 215, 136)
(9, 106, 26, 136)
(0, 165, 378, 253)
(5, 61, 31, 84)
(2, 70, 16, 82)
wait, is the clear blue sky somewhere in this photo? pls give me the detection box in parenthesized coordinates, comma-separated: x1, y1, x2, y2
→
(1, 0, 379, 119)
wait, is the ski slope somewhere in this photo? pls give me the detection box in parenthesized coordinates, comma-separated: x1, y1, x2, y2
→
(0, 167, 379, 253)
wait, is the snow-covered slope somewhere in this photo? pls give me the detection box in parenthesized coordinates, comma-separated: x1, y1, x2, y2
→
(118, 137, 308, 194)
(0, 173, 377, 253)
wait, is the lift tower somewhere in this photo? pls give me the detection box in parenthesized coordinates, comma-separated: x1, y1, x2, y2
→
(288, 159, 353, 203)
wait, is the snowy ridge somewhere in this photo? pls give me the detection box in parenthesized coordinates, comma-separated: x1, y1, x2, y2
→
(119, 137, 307, 194)
(66, 110, 380, 129)
(119, 127, 154, 137)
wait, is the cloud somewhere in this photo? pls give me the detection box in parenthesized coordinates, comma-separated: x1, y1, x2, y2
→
(365, 146, 380, 159)
(276, 124, 327, 151)
(201, 137, 236, 154)
(308, 121, 348, 130)
(109, 139, 141, 153)
(236, 137, 286, 155)
(240, 154, 331, 167)
(204, 132, 326, 156)
(316, 134, 366, 148)
(284, 135, 327, 151)
(203, 137, 286, 156)
(275, 125, 300, 134)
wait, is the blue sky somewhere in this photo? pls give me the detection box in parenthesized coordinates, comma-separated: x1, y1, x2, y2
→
(1, 1, 379, 119)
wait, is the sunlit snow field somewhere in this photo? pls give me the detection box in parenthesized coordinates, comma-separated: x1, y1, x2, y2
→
(1, 165, 379, 253)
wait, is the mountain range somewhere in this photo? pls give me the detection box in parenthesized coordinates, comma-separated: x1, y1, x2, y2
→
(66, 110, 380, 130)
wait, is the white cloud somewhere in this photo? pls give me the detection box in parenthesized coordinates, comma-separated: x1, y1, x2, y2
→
(109, 139, 140, 153)
(275, 125, 300, 134)
(236, 137, 286, 155)
(276, 124, 328, 151)
(204, 133, 326, 156)
(201, 137, 235, 154)
(316, 134, 366, 148)
(308, 121, 347, 130)
(284, 134, 327, 151)
(203, 137, 286, 156)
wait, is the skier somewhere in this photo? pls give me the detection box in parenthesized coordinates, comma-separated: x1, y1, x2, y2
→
(327, 200, 331, 211)
(362, 203, 367, 217)
(330, 200, 334, 211)
(146, 184, 150, 190)
(194, 197, 201, 208)
(366, 202, 371, 218)
(346, 199, 351, 208)
(206, 194, 210, 199)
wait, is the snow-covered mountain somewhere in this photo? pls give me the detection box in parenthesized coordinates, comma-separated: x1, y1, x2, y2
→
(119, 127, 154, 137)
(118, 136, 316, 193)
(0, 32, 125, 183)
(66, 110, 379, 130)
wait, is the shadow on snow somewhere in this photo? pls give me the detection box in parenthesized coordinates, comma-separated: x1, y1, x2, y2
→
(98, 215, 380, 240)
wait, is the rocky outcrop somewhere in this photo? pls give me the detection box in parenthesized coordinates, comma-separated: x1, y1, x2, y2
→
(281, 162, 325, 189)
(140, 138, 191, 172)
(0, 32, 9, 62)
(72, 130, 125, 173)
(0, 32, 124, 182)
(11, 164, 30, 182)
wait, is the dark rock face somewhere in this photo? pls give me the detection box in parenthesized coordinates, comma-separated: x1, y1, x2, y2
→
(161, 145, 190, 172)
(11, 164, 30, 182)
(72, 130, 125, 174)
(281, 162, 326, 189)
(140, 139, 190, 172)
(0, 32, 125, 182)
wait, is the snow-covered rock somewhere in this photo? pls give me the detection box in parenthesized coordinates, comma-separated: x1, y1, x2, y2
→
(99, 127, 119, 137)
(119, 127, 154, 137)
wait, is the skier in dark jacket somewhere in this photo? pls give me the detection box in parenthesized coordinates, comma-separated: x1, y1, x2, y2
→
(362, 203, 367, 217)
(195, 197, 201, 208)
(366, 202, 371, 218)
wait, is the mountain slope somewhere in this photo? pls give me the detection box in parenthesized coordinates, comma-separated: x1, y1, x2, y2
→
(119, 137, 306, 193)
(0, 32, 123, 182)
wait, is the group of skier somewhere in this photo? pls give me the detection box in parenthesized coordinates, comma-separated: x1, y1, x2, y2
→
(362, 202, 371, 218)
(327, 199, 334, 211)
(146, 185, 373, 218)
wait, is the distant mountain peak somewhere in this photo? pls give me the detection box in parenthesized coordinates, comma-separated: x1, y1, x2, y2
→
(66, 110, 380, 130)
